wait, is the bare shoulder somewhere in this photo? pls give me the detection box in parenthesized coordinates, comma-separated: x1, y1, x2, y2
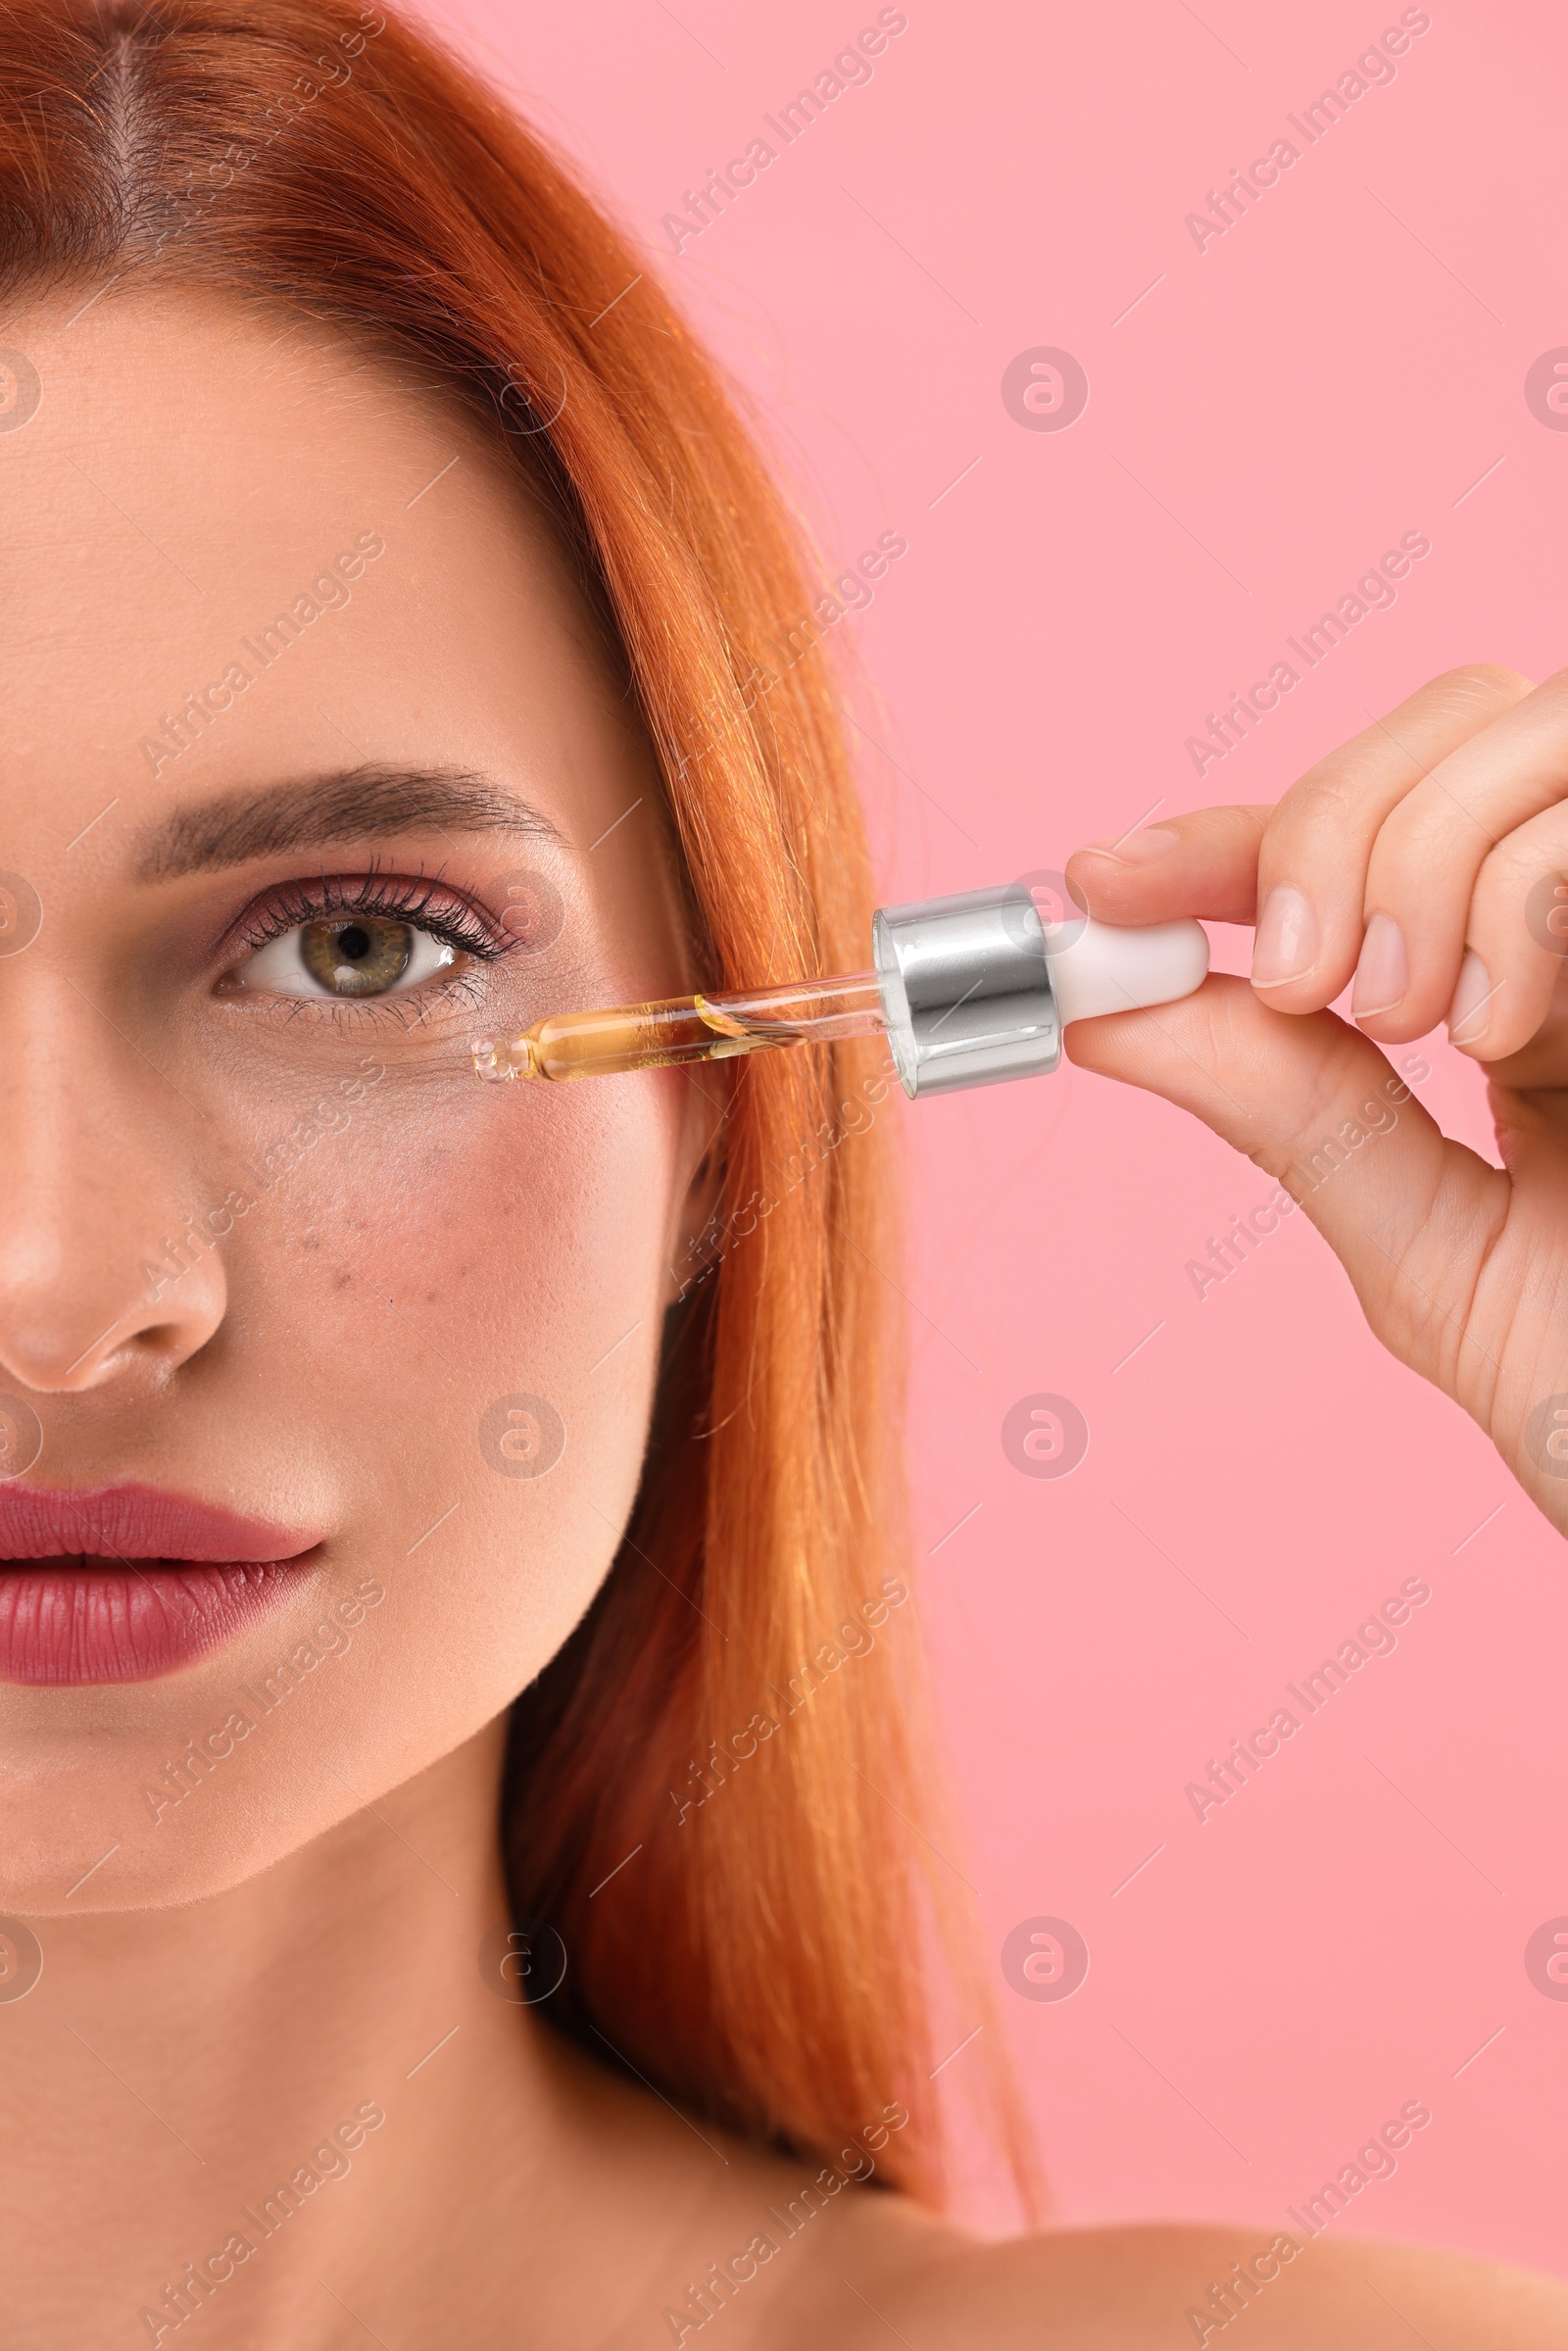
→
(763, 2202, 1568, 2350)
(542, 2045, 1564, 2350)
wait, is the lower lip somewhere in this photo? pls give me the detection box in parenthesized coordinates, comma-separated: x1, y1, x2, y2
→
(0, 1559, 316, 1686)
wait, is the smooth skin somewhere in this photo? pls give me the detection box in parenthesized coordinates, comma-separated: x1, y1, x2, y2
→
(0, 284, 1560, 2345)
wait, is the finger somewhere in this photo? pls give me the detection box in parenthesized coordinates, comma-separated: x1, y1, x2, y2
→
(1489, 1074, 1568, 1195)
(1353, 665, 1568, 1047)
(1066, 805, 1269, 926)
(1249, 664, 1531, 1016)
(1444, 808, 1568, 1061)
(1471, 956, 1568, 1089)
(1065, 975, 1508, 1397)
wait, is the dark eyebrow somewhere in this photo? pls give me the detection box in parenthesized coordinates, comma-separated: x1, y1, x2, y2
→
(135, 765, 564, 880)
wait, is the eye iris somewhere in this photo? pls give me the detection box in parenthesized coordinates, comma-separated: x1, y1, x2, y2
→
(301, 917, 415, 997)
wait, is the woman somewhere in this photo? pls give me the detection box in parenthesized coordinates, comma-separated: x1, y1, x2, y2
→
(0, 1, 1560, 2341)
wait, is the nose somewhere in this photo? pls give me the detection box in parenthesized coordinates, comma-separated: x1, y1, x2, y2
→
(0, 991, 227, 1394)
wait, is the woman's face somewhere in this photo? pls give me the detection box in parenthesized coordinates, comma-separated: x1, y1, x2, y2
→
(0, 289, 711, 1912)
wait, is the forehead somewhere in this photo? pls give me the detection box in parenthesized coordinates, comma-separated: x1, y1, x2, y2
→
(0, 287, 630, 851)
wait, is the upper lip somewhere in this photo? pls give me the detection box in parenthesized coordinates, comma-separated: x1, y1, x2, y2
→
(0, 1483, 322, 1563)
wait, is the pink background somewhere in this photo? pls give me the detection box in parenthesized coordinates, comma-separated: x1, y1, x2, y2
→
(426, 0, 1567, 2273)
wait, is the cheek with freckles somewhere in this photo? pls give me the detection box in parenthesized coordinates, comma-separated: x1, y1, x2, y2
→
(235, 1055, 686, 1676)
(283, 1062, 684, 1534)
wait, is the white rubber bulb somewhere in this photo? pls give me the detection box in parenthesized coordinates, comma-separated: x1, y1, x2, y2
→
(1043, 913, 1209, 1026)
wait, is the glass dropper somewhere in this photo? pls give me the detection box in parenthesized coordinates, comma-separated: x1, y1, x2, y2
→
(471, 971, 888, 1083)
(469, 883, 1211, 1100)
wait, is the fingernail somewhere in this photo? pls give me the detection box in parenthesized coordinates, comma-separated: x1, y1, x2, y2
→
(1447, 949, 1494, 1045)
(1351, 913, 1409, 1021)
(1251, 885, 1318, 988)
(1080, 826, 1180, 864)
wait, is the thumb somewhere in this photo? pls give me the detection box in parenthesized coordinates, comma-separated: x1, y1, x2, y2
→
(1065, 975, 1510, 1393)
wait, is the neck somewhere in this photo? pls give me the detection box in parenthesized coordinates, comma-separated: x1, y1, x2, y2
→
(3, 1716, 587, 2345)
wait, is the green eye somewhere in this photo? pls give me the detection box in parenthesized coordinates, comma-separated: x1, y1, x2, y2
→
(300, 917, 415, 997)
(233, 912, 457, 1000)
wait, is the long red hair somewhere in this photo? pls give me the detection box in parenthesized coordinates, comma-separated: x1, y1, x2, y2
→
(0, 0, 1030, 2204)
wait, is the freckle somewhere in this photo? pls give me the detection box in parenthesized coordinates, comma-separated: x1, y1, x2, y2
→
(335, 1270, 353, 1291)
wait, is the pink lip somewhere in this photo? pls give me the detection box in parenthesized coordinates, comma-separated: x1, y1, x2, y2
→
(0, 1483, 323, 1686)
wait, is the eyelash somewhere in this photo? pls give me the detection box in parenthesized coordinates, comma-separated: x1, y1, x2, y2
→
(239, 869, 507, 961)
(228, 869, 515, 1026)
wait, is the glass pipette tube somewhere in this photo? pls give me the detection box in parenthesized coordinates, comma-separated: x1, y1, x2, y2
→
(471, 971, 887, 1083)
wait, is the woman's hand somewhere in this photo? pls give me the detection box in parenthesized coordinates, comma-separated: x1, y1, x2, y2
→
(1063, 664, 1568, 1537)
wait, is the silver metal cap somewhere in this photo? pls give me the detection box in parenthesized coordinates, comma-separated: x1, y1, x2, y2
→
(872, 882, 1060, 1100)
